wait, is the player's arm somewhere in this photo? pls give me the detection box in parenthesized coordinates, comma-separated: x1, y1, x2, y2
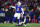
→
(9, 5, 16, 9)
(21, 8, 24, 14)
(21, 8, 24, 18)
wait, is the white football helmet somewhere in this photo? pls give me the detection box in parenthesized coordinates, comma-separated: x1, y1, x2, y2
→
(17, 2, 21, 6)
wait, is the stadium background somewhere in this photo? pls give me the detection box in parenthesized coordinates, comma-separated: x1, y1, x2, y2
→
(0, 0, 40, 27)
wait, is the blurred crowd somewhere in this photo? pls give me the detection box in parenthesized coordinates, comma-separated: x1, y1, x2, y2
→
(0, 0, 40, 23)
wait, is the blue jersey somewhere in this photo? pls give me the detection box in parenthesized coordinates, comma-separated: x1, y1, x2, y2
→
(16, 5, 22, 13)
(0, 10, 5, 13)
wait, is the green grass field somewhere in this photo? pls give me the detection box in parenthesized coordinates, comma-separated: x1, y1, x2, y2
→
(0, 23, 40, 27)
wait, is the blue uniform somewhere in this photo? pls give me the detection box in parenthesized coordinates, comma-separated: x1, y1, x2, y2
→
(16, 5, 22, 13)
(0, 10, 5, 23)
(5, 12, 9, 21)
(30, 11, 34, 22)
(12, 5, 22, 24)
